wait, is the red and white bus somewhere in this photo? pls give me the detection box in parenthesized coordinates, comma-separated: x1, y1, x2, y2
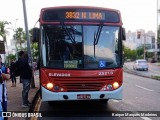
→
(32, 6, 126, 103)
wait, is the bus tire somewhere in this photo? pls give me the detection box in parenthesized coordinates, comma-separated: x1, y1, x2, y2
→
(48, 101, 60, 106)
(48, 101, 53, 106)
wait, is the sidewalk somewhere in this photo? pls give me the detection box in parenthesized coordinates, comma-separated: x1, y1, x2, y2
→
(6, 74, 40, 120)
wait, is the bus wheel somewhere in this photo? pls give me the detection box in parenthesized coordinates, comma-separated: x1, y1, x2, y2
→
(48, 101, 53, 106)
(48, 101, 59, 106)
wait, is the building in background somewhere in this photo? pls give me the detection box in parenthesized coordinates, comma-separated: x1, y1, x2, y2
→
(124, 29, 158, 60)
(0, 35, 27, 64)
(124, 29, 156, 50)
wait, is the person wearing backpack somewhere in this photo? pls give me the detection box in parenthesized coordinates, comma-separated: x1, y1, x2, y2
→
(18, 51, 32, 107)
(10, 59, 16, 87)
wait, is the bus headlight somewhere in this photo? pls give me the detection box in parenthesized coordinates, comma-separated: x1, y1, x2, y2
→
(113, 82, 119, 89)
(46, 83, 54, 90)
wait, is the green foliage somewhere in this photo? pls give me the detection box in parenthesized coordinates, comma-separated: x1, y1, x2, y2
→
(123, 44, 156, 61)
(31, 43, 38, 59)
(0, 21, 9, 46)
(151, 75, 160, 80)
(0, 21, 9, 38)
(146, 52, 154, 58)
(5, 54, 16, 66)
(123, 46, 137, 61)
(14, 27, 26, 50)
(136, 47, 144, 59)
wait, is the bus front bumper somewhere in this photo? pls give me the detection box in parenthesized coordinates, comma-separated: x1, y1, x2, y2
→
(41, 85, 123, 101)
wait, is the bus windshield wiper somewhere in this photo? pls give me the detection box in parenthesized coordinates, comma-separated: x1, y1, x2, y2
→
(93, 23, 103, 57)
(61, 22, 75, 44)
(94, 23, 103, 45)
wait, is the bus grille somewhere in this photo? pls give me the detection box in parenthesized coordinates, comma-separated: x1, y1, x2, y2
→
(52, 77, 114, 92)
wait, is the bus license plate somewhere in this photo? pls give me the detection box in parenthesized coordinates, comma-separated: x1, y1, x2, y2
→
(77, 94, 91, 99)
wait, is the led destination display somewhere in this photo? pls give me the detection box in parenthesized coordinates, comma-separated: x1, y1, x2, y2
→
(42, 8, 120, 22)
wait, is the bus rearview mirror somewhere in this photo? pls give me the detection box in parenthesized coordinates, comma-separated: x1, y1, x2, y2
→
(122, 27, 126, 40)
(32, 28, 40, 42)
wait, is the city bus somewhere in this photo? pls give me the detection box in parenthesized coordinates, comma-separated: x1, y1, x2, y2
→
(32, 6, 126, 103)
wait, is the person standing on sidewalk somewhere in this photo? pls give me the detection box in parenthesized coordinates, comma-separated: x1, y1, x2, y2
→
(10, 59, 16, 87)
(18, 51, 32, 107)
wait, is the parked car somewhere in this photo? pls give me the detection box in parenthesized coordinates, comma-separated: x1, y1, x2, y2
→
(133, 59, 148, 71)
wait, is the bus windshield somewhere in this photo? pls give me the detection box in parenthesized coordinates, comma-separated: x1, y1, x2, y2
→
(41, 24, 121, 69)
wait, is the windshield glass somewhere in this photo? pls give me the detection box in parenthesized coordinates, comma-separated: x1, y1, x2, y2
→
(41, 24, 121, 69)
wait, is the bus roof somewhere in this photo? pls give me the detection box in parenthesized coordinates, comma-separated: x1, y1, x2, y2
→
(41, 6, 121, 13)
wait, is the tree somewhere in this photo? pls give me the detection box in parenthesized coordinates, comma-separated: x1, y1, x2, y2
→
(14, 27, 26, 50)
(0, 21, 9, 48)
(136, 47, 144, 59)
(123, 45, 137, 61)
(29, 28, 38, 60)
(31, 43, 38, 60)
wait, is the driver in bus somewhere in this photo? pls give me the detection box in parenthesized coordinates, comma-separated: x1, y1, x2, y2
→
(55, 40, 72, 60)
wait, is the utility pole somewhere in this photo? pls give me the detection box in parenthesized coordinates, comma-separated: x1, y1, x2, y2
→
(144, 34, 146, 60)
(22, 0, 35, 88)
(137, 31, 146, 60)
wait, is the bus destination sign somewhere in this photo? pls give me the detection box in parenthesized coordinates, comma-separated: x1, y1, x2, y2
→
(65, 11, 105, 20)
(43, 8, 120, 23)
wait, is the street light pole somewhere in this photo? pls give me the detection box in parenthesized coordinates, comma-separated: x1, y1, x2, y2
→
(22, 0, 35, 88)
(138, 31, 146, 60)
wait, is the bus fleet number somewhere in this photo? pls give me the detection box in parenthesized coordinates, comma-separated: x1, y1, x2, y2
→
(99, 71, 114, 76)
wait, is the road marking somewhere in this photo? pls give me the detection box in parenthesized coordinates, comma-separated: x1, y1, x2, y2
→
(136, 85, 154, 92)
(141, 117, 152, 120)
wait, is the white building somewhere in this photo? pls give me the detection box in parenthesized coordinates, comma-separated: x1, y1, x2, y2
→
(124, 29, 156, 52)
(0, 35, 27, 63)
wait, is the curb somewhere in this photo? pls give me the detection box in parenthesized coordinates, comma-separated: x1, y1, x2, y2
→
(26, 89, 40, 120)
(28, 90, 40, 113)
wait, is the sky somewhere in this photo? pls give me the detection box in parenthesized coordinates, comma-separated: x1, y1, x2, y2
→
(0, 0, 158, 34)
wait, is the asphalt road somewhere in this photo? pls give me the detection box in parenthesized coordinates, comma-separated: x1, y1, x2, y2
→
(36, 72, 160, 120)
(124, 62, 160, 78)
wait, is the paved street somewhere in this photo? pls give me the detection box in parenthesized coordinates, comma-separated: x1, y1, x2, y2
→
(35, 71, 160, 120)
